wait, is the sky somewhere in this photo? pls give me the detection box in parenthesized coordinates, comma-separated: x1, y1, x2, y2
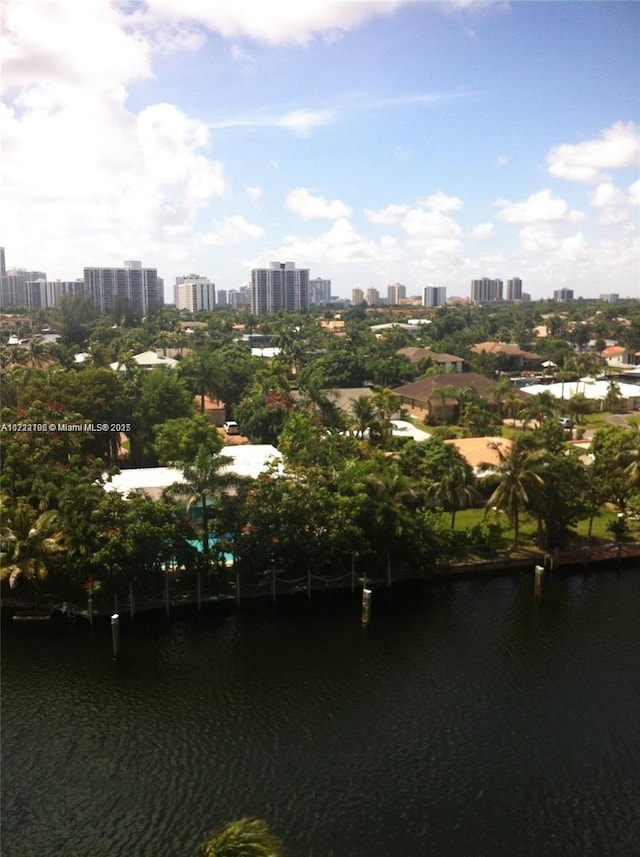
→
(2, 0, 639, 303)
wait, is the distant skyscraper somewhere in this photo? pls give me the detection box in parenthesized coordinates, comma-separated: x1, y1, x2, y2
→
(176, 276, 216, 312)
(387, 283, 406, 305)
(84, 261, 162, 315)
(216, 289, 228, 308)
(0, 247, 5, 278)
(553, 288, 574, 302)
(309, 277, 332, 306)
(366, 288, 380, 306)
(251, 261, 309, 316)
(600, 293, 619, 303)
(423, 285, 447, 308)
(506, 278, 523, 302)
(47, 280, 86, 307)
(470, 278, 503, 304)
(352, 288, 364, 306)
(1, 267, 47, 308)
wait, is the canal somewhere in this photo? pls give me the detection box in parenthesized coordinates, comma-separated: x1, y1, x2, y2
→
(2, 568, 639, 857)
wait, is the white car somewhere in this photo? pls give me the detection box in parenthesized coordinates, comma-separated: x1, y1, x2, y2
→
(223, 421, 240, 435)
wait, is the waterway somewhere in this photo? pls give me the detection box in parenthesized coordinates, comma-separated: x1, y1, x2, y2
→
(2, 568, 639, 857)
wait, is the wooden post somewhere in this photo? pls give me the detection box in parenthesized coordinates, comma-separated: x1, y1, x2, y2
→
(534, 564, 544, 600)
(114, 593, 118, 615)
(111, 613, 120, 660)
(362, 588, 372, 628)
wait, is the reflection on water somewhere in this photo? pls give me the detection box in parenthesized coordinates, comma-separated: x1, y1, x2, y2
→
(2, 569, 640, 857)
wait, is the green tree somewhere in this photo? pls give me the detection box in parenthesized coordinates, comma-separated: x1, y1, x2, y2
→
(166, 447, 240, 564)
(0, 499, 65, 596)
(484, 438, 544, 548)
(153, 415, 222, 465)
(426, 454, 479, 528)
(200, 817, 285, 857)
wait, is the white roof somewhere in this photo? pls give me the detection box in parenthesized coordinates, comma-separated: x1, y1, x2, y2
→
(103, 445, 284, 498)
(521, 379, 640, 401)
(250, 347, 281, 358)
(390, 419, 431, 441)
(110, 350, 178, 371)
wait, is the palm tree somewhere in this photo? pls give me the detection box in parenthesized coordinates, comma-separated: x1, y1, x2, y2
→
(0, 500, 65, 596)
(200, 817, 285, 857)
(165, 447, 239, 563)
(503, 390, 523, 426)
(350, 394, 378, 439)
(426, 457, 479, 528)
(484, 439, 544, 548)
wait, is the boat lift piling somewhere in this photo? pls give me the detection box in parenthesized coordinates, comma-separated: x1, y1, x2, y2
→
(111, 613, 120, 660)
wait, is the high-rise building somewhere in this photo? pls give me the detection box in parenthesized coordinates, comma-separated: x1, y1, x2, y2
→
(553, 288, 574, 302)
(175, 274, 215, 312)
(1, 267, 47, 308)
(84, 261, 162, 315)
(387, 283, 407, 305)
(600, 293, 619, 303)
(423, 285, 447, 308)
(366, 288, 380, 306)
(470, 278, 503, 304)
(46, 280, 86, 307)
(251, 261, 309, 316)
(216, 289, 228, 308)
(309, 277, 332, 306)
(506, 278, 523, 302)
(352, 288, 364, 306)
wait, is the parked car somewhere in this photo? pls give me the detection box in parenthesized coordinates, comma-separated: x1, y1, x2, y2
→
(223, 421, 240, 435)
(558, 417, 573, 429)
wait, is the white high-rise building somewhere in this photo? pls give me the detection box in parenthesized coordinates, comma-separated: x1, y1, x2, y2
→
(84, 261, 162, 315)
(309, 277, 331, 306)
(251, 261, 309, 316)
(423, 285, 447, 308)
(175, 274, 216, 312)
(1, 267, 47, 308)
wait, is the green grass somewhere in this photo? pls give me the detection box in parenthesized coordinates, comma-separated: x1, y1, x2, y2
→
(448, 504, 639, 550)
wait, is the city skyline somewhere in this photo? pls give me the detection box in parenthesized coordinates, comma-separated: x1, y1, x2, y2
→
(2, 1, 639, 303)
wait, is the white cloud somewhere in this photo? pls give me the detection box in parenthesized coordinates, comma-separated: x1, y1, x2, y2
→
(418, 191, 464, 212)
(286, 187, 352, 220)
(3, 0, 152, 99)
(246, 186, 263, 201)
(547, 121, 640, 183)
(201, 215, 264, 246)
(143, 0, 402, 46)
(401, 208, 462, 241)
(471, 222, 495, 241)
(628, 179, 640, 208)
(252, 218, 396, 270)
(365, 204, 409, 225)
(496, 155, 509, 167)
(209, 108, 334, 137)
(496, 189, 584, 223)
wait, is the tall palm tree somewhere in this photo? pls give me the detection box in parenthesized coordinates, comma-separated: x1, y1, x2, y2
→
(166, 447, 239, 563)
(484, 439, 544, 548)
(426, 457, 479, 528)
(0, 500, 65, 595)
(350, 394, 378, 439)
(200, 817, 285, 857)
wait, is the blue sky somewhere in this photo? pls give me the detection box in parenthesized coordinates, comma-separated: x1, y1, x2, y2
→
(2, 1, 639, 302)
